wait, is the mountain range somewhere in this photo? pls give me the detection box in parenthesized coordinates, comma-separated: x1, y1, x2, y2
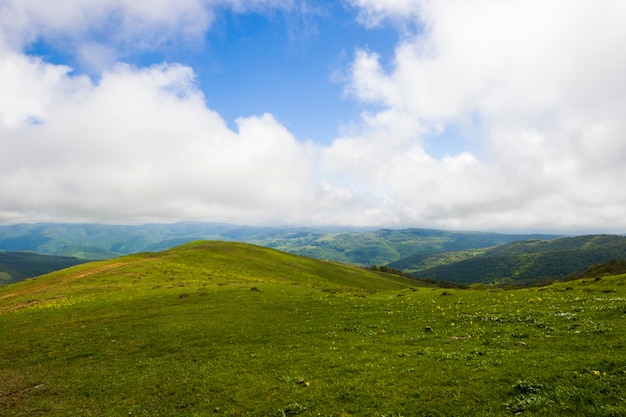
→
(0, 222, 558, 263)
(1, 222, 625, 286)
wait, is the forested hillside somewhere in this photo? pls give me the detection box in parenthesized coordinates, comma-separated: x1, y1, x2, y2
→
(412, 234, 626, 286)
(0, 251, 89, 285)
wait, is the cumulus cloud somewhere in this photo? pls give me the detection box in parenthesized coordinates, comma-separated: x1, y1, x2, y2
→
(0, 52, 322, 223)
(0, 0, 394, 227)
(0, 39, 386, 225)
(1, 0, 626, 232)
(326, 0, 626, 231)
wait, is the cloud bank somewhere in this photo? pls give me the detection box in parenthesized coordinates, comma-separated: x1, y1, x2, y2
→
(1, 0, 626, 232)
(330, 0, 626, 231)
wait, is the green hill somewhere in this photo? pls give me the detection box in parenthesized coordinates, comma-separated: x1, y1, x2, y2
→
(0, 251, 90, 285)
(1, 240, 625, 416)
(412, 234, 626, 286)
(0, 241, 417, 305)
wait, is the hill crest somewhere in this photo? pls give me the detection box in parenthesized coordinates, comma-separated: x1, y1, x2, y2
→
(0, 240, 419, 313)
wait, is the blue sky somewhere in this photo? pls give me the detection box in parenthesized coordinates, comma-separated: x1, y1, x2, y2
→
(27, 2, 400, 145)
(197, 6, 398, 144)
(1, 0, 626, 232)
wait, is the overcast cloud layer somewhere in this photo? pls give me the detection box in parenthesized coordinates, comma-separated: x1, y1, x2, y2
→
(1, 0, 626, 232)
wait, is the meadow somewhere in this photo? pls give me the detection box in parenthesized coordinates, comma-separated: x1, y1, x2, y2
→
(0, 241, 625, 416)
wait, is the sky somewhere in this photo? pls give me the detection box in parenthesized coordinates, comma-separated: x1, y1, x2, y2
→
(1, 0, 626, 233)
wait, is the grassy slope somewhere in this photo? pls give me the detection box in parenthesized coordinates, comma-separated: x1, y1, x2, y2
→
(1, 241, 625, 416)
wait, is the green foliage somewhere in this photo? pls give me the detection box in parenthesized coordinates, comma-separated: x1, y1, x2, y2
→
(275, 402, 307, 416)
(566, 259, 626, 281)
(1, 241, 626, 415)
(504, 380, 549, 414)
(387, 248, 489, 273)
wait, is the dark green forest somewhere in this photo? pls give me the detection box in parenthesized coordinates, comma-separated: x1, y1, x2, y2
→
(411, 235, 626, 285)
(0, 251, 88, 285)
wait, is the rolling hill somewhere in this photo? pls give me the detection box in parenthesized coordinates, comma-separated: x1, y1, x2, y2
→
(0, 240, 419, 313)
(1, 240, 625, 416)
(411, 234, 626, 286)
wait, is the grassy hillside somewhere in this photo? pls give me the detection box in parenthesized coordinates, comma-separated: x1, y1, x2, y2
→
(1, 240, 625, 416)
(0, 251, 90, 285)
(412, 235, 626, 286)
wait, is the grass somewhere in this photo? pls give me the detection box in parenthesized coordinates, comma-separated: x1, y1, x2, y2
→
(1, 241, 625, 416)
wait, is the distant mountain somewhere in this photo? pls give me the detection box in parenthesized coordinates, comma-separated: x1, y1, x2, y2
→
(0, 251, 90, 285)
(0, 223, 561, 266)
(411, 234, 626, 286)
(263, 228, 561, 265)
(0, 222, 239, 259)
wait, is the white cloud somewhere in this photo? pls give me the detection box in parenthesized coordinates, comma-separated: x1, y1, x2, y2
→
(321, 0, 626, 231)
(2, 0, 626, 232)
(0, 0, 391, 227)
(0, 0, 302, 61)
(0, 0, 209, 49)
(0, 52, 326, 223)
(347, 0, 422, 27)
